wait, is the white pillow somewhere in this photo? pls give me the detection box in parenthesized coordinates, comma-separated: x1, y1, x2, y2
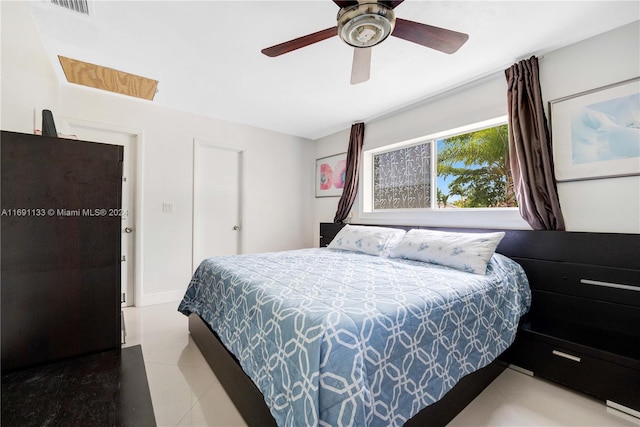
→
(389, 229, 505, 275)
(327, 225, 406, 257)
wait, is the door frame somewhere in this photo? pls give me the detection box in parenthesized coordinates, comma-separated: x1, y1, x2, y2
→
(61, 117, 145, 307)
(192, 138, 245, 271)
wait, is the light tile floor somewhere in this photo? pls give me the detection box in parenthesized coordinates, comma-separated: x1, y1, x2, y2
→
(123, 302, 639, 427)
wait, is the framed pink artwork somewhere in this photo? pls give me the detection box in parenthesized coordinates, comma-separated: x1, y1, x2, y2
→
(315, 152, 347, 197)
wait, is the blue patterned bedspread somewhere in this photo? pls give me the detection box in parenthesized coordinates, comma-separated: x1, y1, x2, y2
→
(178, 248, 530, 427)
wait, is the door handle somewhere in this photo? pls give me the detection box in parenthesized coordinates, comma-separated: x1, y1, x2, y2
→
(233, 225, 240, 231)
(124, 227, 134, 233)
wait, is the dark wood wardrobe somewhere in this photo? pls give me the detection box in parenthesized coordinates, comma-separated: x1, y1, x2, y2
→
(1, 130, 123, 372)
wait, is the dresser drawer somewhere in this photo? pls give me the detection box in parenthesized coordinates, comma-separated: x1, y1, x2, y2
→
(528, 291, 640, 347)
(505, 332, 640, 411)
(515, 258, 640, 307)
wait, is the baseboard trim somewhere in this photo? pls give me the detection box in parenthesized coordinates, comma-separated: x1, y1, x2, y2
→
(138, 290, 184, 306)
(607, 400, 640, 421)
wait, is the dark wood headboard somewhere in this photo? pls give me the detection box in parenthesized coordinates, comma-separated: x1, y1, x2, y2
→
(319, 223, 640, 362)
(320, 223, 638, 267)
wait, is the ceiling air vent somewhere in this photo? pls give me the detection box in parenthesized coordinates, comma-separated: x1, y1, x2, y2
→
(50, 0, 89, 15)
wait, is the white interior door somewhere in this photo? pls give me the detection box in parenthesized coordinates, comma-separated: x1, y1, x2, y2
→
(193, 140, 242, 271)
(65, 125, 137, 307)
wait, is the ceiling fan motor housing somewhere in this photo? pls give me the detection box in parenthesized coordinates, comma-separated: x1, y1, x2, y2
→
(337, 3, 396, 48)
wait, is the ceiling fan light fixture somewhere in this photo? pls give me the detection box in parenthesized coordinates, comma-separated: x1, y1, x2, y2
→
(337, 3, 395, 48)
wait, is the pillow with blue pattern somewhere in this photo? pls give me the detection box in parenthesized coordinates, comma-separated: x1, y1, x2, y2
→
(327, 225, 406, 257)
(389, 229, 505, 275)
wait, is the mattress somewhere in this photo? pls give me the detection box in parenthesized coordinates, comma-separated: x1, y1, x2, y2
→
(178, 248, 530, 427)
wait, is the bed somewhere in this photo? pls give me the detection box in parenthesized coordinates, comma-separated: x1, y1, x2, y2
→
(178, 225, 531, 427)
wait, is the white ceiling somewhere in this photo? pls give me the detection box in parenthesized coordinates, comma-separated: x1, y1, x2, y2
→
(30, 1, 639, 140)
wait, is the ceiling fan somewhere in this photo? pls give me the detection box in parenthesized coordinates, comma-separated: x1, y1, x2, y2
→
(261, 1, 469, 85)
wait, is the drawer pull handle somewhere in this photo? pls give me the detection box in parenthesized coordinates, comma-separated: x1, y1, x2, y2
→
(580, 279, 639, 292)
(552, 350, 581, 362)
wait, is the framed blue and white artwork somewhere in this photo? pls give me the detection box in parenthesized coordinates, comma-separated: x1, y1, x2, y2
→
(550, 76, 639, 182)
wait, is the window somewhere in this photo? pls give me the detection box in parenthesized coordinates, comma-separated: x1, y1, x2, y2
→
(373, 141, 432, 209)
(437, 123, 516, 208)
(366, 118, 515, 211)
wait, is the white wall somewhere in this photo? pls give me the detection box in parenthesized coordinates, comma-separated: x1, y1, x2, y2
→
(315, 21, 640, 236)
(0, 1, 60, 131)
(540, 21, 640, 233)
(1, 1, 315, 306)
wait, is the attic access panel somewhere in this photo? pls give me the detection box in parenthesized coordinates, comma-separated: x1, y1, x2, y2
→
(58, 55, 158, 101)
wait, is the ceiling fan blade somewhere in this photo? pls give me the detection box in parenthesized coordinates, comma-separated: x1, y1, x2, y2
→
(333, 1, 358, 8)
(261, 27, 338, 57)
(380, 1, 405, 8)
(350, 47, 371, 85)
(392, 18, 469, 54)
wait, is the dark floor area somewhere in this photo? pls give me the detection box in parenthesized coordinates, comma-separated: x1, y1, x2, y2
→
(2, 345, 156, 427)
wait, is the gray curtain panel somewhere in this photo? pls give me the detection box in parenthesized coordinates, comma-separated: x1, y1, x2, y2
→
(334, 122, 365, 223)
(505, 56, 565, 230)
